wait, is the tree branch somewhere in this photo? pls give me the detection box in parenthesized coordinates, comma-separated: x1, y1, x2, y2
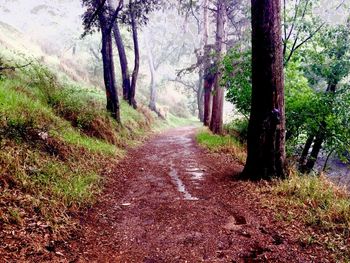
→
(107, 0, 124, 33)
(0, 61, 33, 72)
(83, 0, 107, 35)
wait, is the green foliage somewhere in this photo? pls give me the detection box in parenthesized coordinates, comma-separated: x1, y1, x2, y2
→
(284, 61, 320, 152)
(300, 24, 350, 157)
(224, 28, 350, 162)
(282, 0, 323, 64)
(304, 24, 350, 86)
(223, 48, 252, 118)
(224, 119, 249, 143)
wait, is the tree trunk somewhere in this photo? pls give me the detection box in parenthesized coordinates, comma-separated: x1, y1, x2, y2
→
(210, 0, 227, 134)
(298, 133, 314, 173)
(242, 0, 286, 179)
(302, 83, 337, 173)
(146, 42, 162, 118)
(203, 0, 209, 46)
(130, 8, 139, 109)
(203, 77, 213, 126)
(304, 125, 326, 173)
(99, 13, 120, 123)
(112, 21, 131, 103)
(149, 58, 157, 112)
(202, 0, 212, 126)
(197, 70, 205, 122)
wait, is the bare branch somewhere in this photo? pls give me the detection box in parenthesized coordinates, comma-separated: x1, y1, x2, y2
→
(0, 61, 33, 72)
(168, 78, 198, 92)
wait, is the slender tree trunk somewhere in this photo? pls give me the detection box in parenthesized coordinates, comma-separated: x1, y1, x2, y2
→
(112, 21, 131, 103)
(300, 83, 337, 173)
(149, 58, 157, 112)
(202, 0, 212, 126)
(147, 43, 162, 118)
(242, 0, 286, 179)
(299, 133, 314, 172)
(130, 8, 139, 109)
(203, 76, 214, 126)
(304, 125, 326, 173)
(210, 0, 227, 134)
(197, 71, 205, 122)
(203, 46, 215, 126)
(323, 149, 334, 172)
(99, 13, 120, 123)
(203, 0, 209, 46)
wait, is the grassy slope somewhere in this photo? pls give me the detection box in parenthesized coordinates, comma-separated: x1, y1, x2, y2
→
(196, 129, 350, 262)
(0, 46, 198, 261)
(0, 51, 156, 259)
(0, 21, 200, 260)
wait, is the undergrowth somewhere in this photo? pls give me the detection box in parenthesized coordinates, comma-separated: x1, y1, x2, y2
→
(196, 128, 246, 164)
(262, 171, 350, 261)
(196, 126, 350, 261)
(0, 55, 153, 260)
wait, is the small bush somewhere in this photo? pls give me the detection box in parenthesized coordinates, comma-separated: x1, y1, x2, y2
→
(224, 119, 249, 142)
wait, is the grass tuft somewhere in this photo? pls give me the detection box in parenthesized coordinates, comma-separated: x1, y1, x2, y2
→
(261, 170, 350, 261)
(196, 129, 246, 164)
(272, 172, 350, 230)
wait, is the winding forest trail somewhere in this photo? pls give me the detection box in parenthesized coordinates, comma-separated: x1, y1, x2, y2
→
(68, 127, 328, 263)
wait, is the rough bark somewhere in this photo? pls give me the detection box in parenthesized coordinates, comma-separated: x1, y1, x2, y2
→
(210, 0, 227, 134)
(99, 11, 120, 123)
(130, 7, 139, 109)
(242, 0, 286, 179)
(203, 76, 214, 126)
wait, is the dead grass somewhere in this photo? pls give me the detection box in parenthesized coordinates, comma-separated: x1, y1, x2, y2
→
(261, 170, 350, 262)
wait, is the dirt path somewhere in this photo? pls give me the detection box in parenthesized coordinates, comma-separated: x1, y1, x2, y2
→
(67, 127, 328, 262)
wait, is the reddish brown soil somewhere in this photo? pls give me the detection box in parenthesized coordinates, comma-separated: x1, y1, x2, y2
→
(64, 127, 330, 262)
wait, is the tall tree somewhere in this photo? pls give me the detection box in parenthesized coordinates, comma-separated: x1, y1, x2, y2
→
(82, 0, 123, 122)
(202, 0, 214, 126)
(209, 0, 227, 134)
(242, 0, 286, 179)
(108, 0, 132, 106)
(129, 0, 139, 109)
(117, 0, 160, 108)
